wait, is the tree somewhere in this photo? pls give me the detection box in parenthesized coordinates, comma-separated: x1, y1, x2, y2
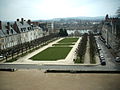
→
(75, 33, 88, 63)
(89, 33, 97, 63)
(59, 28, 68, 37)
(116, 7, 120, 18)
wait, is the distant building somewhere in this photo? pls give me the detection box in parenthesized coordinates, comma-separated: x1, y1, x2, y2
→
(47, 22, 54, 33)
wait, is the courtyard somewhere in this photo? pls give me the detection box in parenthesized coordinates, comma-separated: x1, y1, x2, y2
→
(11, 37, 80, 64)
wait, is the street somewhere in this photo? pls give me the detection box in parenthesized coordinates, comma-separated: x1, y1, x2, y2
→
(96, 36, 120, 68)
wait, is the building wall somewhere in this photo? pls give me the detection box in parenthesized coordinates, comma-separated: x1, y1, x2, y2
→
(0, 19, 50, 50)
(102, 17, 120, 52)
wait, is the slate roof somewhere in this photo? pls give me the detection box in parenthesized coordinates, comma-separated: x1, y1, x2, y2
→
(0, 22, 17, 38)
(15, 20, 33, 33)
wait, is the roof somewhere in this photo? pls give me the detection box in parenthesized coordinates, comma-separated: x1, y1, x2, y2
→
(0, 22, 17, 38)
(15, 20, 33, 33)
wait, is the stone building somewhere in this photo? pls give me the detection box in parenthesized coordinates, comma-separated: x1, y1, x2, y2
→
(101, 14, 120, 54)
(0, 18, 43, 50)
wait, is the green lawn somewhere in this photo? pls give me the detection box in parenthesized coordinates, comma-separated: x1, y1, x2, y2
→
(30, 47, 72, 61)
(52, 43, 74, 46)
(58, 38, 79, 43)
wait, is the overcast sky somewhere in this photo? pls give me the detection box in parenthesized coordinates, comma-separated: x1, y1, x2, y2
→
(0, 0, 120, 21)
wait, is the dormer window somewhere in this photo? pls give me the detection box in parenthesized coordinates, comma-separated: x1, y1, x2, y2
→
(6, 30, 9, 34)
(27, 27, 29, 30)
(21, 28, 23, 32)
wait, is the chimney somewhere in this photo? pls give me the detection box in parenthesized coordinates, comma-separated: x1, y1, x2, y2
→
(7, 22, 10, 30)
(27, 19, 31, 25)
(0, 21, 2, 30)
(17, 19, 19, 21)
(105, 14, 109, 21)
(13, 21, 19, 33)
(21, 18, 24, 24)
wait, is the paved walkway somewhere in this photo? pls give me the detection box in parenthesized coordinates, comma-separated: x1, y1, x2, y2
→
(84, 37, 100, 65)
(64, 37, 81, 64)
(84, 37, 90, 64)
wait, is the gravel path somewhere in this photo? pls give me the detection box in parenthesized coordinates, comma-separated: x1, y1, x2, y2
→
(0, 70, 120, 90)
(84, 37, 90, 64)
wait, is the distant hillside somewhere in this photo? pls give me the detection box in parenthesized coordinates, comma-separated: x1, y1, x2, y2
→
(33, 16, 105, 22)
(52, 16, 104, 21)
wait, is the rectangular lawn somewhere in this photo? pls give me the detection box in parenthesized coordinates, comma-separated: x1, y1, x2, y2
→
(58, 38, 79, 44)
(30, 47, 72, 61)
(52, 43, 74, 46)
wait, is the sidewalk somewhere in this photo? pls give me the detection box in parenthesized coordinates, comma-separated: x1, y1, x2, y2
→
(64, 37, 82, 64)
(84, 37, 100, 65)
(84, 36, 90, 64)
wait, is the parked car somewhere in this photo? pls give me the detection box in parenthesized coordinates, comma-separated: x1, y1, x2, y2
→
(98, 47, 101, 50)
(101, 60, 106, 65)
(105, 43, 111, 49)
(97, 44, 101, 51)
(0, 55, 3, 58)
(99, 55, 106, 65)
(100, 55, 105, 62)
(115, 57, 120, 62)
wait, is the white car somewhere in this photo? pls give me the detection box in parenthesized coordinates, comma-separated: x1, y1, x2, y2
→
(115, 57, 120, 62)
(0, 56, 3, 58)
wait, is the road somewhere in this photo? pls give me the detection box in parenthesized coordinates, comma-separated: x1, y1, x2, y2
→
(95, 36, 120, 68)
(0, 63, 120, 71)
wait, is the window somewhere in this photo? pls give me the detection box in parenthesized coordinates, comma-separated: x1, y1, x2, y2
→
(21, 28, 23, 32)
(11, 29, 13, 34)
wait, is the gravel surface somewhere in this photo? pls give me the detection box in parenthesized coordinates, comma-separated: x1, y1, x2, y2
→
(0, 70, 120, 90)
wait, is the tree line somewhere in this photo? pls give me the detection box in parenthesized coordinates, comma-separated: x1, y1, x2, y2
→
(75, 33, 88, 63)
(89, 33, 97, 63)
(0, 33, 59, 61)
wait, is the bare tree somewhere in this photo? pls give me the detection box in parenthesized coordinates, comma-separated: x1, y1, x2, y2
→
(116, 7, 120, 17)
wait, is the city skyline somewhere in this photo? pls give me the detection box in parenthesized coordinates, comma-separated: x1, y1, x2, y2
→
(0, 0, 120, 21)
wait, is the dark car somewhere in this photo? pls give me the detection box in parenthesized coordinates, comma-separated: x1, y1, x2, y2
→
(99, 55, 106, 65)
(101, 60, 106, 65)
(105, 43, 111, 49)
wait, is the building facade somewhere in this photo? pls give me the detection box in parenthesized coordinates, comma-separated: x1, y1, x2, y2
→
(0, 18, 43, 50)
(101, 14, 120, 53)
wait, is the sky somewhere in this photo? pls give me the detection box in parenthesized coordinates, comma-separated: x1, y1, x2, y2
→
(0, 0, 120, 21)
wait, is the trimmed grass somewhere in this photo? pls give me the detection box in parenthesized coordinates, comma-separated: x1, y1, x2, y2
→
(58, 38, 79, 44)
(30, 47, 72, 61)
(52, 43, 74, 46)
